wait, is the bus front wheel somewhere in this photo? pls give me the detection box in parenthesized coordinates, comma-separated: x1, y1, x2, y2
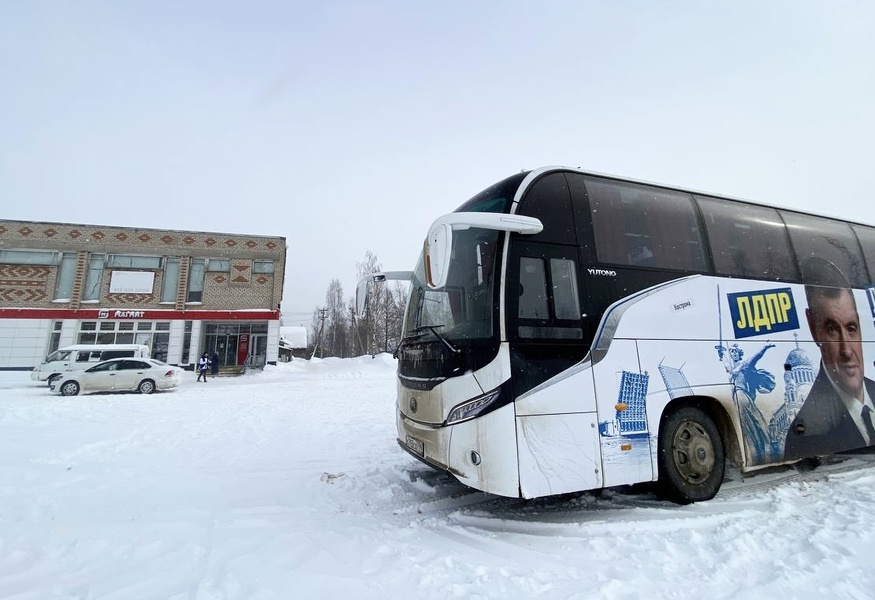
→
(657, 405, 725, 504)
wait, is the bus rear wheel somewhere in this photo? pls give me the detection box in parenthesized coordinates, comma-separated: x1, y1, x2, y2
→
(657, 405, 724, 504)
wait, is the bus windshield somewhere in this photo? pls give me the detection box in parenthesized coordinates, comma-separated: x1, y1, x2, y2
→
(397, 171, 526, 385)
(399, 228, 503, 383)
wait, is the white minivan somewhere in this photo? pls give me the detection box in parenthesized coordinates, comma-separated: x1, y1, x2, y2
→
(31, 344, 152, 385)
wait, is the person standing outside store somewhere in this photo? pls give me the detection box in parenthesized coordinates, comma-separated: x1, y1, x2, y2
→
(210, 351, 220, 376)
(197, 353, 210, 382)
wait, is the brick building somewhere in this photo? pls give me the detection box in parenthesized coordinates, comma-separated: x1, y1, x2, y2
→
(0, 219, 286, 370)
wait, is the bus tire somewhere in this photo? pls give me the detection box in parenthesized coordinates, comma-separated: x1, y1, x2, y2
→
(657, 405, 725, 504)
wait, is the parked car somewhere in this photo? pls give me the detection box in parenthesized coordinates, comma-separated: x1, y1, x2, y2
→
(50, 358, 182, 396)
(31, 344, 151, 385)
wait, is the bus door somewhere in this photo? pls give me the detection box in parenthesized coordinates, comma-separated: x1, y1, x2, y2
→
(507, 240, 603, 496)
(506, 241, 593, 398)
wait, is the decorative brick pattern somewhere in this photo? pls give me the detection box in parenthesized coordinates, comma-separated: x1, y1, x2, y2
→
(0, 265, 51, 305)
(106, 293, 156, 304)
(231, 262, 250, 287)
(0, 219, 286, 312)
(68, 252, 89, 310)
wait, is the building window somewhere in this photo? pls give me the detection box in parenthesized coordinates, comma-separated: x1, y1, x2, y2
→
(0, 249, 57, 265)
(48, 321, 63, 353)
(53, 253, 77, 301)
(253, 260, 275, 274)
(82, 254, 105, 301)
(187, 258, 206, 303)
(162, 257, 181, 303)
(107, 254, 162, 269)
(76, 320, 171, 361)
(207, 258, 230, 272)
(181, 321, 193, 364)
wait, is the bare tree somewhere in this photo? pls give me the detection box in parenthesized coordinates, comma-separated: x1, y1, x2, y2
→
(306, 251, 409, 358)
(323, 279, 349, 357)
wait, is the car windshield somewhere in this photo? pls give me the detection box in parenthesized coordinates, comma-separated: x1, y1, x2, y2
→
(45, 350, 72, 363)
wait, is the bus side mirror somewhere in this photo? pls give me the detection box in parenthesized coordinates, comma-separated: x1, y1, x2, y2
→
(425, 222, 452, 289)
(355, 274, 382, 317)
(356, 271, 413, 317)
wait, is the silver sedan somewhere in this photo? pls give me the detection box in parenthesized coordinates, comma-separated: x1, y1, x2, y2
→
(50, 358, 182, 396)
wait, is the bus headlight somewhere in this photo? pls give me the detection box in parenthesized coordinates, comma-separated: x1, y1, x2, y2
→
(446, 389, 502, 425)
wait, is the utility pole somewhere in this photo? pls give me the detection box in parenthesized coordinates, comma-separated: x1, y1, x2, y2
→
(384, 287, 390, 354)
(311, 308, 328, 359)
(367, 296, 376, 359)
(350, 306, 365, 357)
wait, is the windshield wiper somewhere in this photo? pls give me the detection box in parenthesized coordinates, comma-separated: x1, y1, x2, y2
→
(404, 325, 460, 355)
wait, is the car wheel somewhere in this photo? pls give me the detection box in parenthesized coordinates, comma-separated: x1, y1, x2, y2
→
(138, 379, 156, 394)
(60, 381, 80, 396)
(657, 405, 725, 504)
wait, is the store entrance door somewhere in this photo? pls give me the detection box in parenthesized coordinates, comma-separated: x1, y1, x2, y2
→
(248, 334, 268, 368)
(211, 334, 238, 369)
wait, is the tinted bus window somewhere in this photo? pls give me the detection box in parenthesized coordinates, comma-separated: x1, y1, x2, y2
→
(851, 224, 875, 284)
(780, 211, 868, 287)
(696, 196, 798, 281)
(585, 177, 707, 271)
(517, 173, 577, 245)
(518, 257, 549, 319)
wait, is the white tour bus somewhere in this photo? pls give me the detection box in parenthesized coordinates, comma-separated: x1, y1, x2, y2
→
(358, 166, 875, 503)
(31, 344, 151, 384)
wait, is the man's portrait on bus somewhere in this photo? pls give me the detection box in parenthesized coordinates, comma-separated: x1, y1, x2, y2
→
(784, 257, 875, 461)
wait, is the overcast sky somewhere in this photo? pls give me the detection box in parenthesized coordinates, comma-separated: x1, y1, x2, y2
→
(2, 1, 874, 324)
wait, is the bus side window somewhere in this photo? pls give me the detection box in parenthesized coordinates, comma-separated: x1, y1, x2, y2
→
(516, 254, 583, 338)
(518, 257, 549, 319)
(851, 224, 875, 284)
(782, 211, 869, 288)
(76, 352, 90, 362)
(550, 258, 581, 320)
(516, 173, 576, 245)
(585, 177, 706, 272)
(696, 196, 798, 281)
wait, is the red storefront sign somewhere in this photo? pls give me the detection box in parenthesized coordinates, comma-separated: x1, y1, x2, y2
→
(0, 308, 280, 321)
(238, 333, 250, 366)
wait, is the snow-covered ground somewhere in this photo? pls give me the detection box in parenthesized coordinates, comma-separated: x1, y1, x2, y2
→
(1, 356, 874, 600)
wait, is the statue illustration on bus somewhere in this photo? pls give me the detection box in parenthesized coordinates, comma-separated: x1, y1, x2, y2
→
(715, 341, 777, 464)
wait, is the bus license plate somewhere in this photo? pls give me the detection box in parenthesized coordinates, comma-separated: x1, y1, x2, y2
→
(405, 435, 424, 456)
